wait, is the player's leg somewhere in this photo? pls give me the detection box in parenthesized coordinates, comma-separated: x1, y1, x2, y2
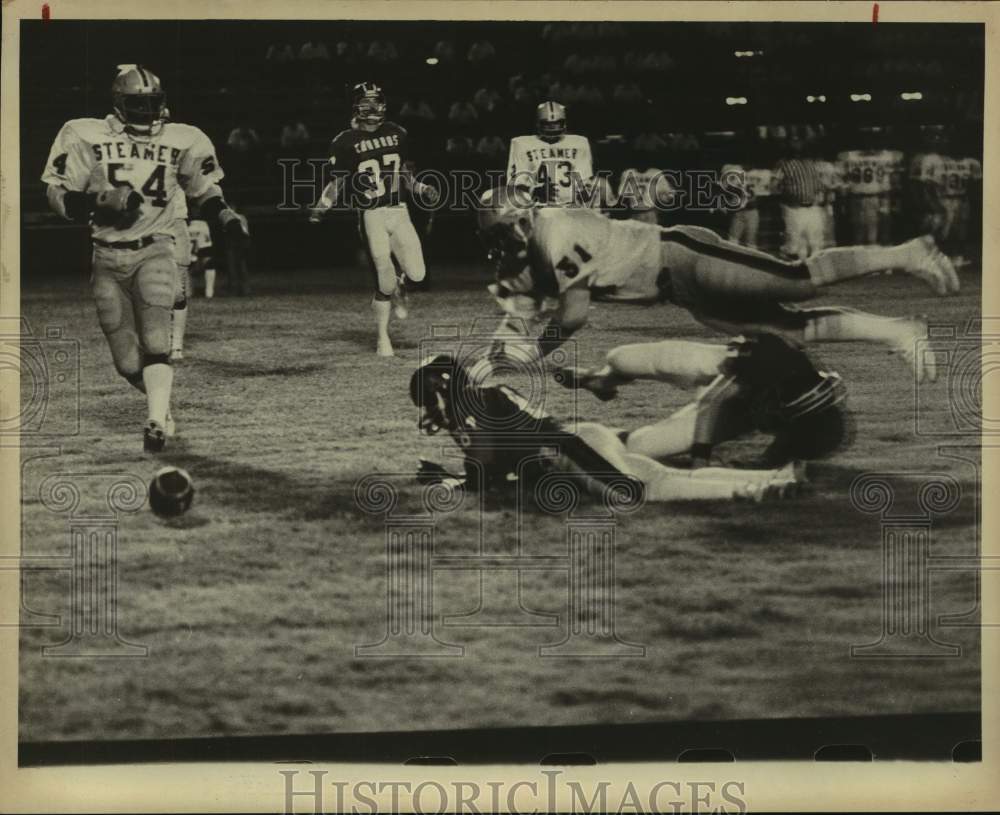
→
(698, 303, 935, 383)
(805, 206, 825, 257)
(727, 210, 745, 244)
(171, 222, 191, 360)
(133, 244, 178, 451)
(361, 209, 396, 356)
(388, 207, 427, 320)
(92, 259, 144, 391)
(202, 251, 217, 298)
(559, 339, 728, 400)
(621, 448, 801, 502)
(745, 207, 760, 249)
(662, 223, 957, 306)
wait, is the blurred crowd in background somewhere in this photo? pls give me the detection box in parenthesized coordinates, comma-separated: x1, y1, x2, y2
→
(21, 20, 984, 267)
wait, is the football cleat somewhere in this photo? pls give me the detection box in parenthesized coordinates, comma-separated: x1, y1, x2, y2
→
(735, 464, 805, 503)
(555, 365, 619, 401)
(889, 316, 936, 384)
(906, 235, 960, 296)
(148, 466, 195, 517)
(143, 420, 166, 453)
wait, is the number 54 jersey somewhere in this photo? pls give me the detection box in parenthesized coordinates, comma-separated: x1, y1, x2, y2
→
(42, 114, 224, 243)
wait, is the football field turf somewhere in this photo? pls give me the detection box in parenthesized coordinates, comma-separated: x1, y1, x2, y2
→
(19, 263, 981, 741)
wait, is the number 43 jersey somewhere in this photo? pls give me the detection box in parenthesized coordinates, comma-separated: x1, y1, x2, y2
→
(329, 121, 408, 209)
(42, 115, 224, 243)
(505, 207, 661, 300)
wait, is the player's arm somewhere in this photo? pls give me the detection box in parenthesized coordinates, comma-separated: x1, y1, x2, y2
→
(309, 176, 346, 222)
(506, 138, 534, 198)
(574, 139, 597, 206)
(42, 122, 121, 223)
(179, 129, 248, 242)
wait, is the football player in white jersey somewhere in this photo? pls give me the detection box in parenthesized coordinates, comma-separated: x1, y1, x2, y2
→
(42, 65, 249, 452)
(478, 185, 958, 385)
(507, 102, 595, 207)
(618, 166, 673, 224)
(187, 218, 216, 298)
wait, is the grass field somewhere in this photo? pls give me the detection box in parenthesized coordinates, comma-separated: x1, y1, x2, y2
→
(18, 261, 981, 742)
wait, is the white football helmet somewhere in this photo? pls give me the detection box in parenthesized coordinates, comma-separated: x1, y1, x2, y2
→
(536, 101, 566, 141)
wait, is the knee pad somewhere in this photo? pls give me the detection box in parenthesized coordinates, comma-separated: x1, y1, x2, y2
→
(373, 290, 393, 302)
(137, 256, 178, 309)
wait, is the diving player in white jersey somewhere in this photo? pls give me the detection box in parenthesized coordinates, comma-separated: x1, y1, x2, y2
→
(42, 64, 249, 452)
(477, 185, 958, 385)
(507, 102, 595, 207)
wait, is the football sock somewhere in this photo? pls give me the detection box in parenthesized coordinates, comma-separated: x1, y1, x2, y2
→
(172, 304, 188, 352)
(802, 307, 902, 343)
(806, 240, 920, 286)
(143, 363, 173, 426)
(372, 297, 392, 341)
(205, 269, 216, 298)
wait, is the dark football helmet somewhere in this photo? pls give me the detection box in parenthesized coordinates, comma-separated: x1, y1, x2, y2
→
(410, 353, 474, 435)
(476, 186, 538, 281)
(112, 64, 167, 136)
(353, 82, 386, 130)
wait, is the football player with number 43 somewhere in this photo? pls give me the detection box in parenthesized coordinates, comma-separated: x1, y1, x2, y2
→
(42, 64, 249, 453)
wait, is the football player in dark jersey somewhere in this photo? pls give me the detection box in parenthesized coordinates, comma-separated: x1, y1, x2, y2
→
(559, 333, 851, 468)
(409, 351, 806, 504)
(311, 83, 439, 356)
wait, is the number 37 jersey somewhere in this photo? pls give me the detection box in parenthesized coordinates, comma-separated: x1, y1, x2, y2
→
(41, 115, 224, 243)
(328, 121, 408, 209)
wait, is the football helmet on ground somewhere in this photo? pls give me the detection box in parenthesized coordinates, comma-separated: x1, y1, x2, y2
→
(148, 466, 195, 516)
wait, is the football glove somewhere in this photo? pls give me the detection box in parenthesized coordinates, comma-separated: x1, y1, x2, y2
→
(93, 186, 143, 229)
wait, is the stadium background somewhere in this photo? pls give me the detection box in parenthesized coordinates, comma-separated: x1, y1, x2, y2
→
(20, 20, 984, 283)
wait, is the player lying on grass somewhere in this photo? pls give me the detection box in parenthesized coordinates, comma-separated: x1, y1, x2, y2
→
(410, 352, 805, 503)
(477, 185, 958, 384)
(42, 64, 249, 453)
(559, 333, 851, 469)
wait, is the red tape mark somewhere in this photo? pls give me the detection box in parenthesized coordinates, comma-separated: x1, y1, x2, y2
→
(41, 3, 50, 20)
(872, 2, 879, 23)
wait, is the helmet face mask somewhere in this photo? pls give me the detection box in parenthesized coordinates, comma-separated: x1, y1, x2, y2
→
(477, 188, 536, 278)
(111, 65, 166, 136)
(536, 101, 567, 142)
(410, 354, 471, 435)
(353, 83, 386, 130)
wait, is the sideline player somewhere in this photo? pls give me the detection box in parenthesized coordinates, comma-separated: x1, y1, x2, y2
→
(507, 101, 595, 206)
(476, 185, 957, 383)
(42, 64, 249, 452)
(618, 165, 673, 224)
(188, 218, 216, 298)
(311, 82, 437, 357)
(410, 352, 803, 503)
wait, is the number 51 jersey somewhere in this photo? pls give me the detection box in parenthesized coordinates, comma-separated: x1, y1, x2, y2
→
(42, 114, 224, 243)
(328, 121, 408, 209)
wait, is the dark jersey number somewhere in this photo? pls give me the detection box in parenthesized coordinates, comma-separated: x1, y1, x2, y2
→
(555, 243, 594, 280)
(52, 153, 69, 176)
(108, 162, 168, 208)
(140, 164, 169, 207)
